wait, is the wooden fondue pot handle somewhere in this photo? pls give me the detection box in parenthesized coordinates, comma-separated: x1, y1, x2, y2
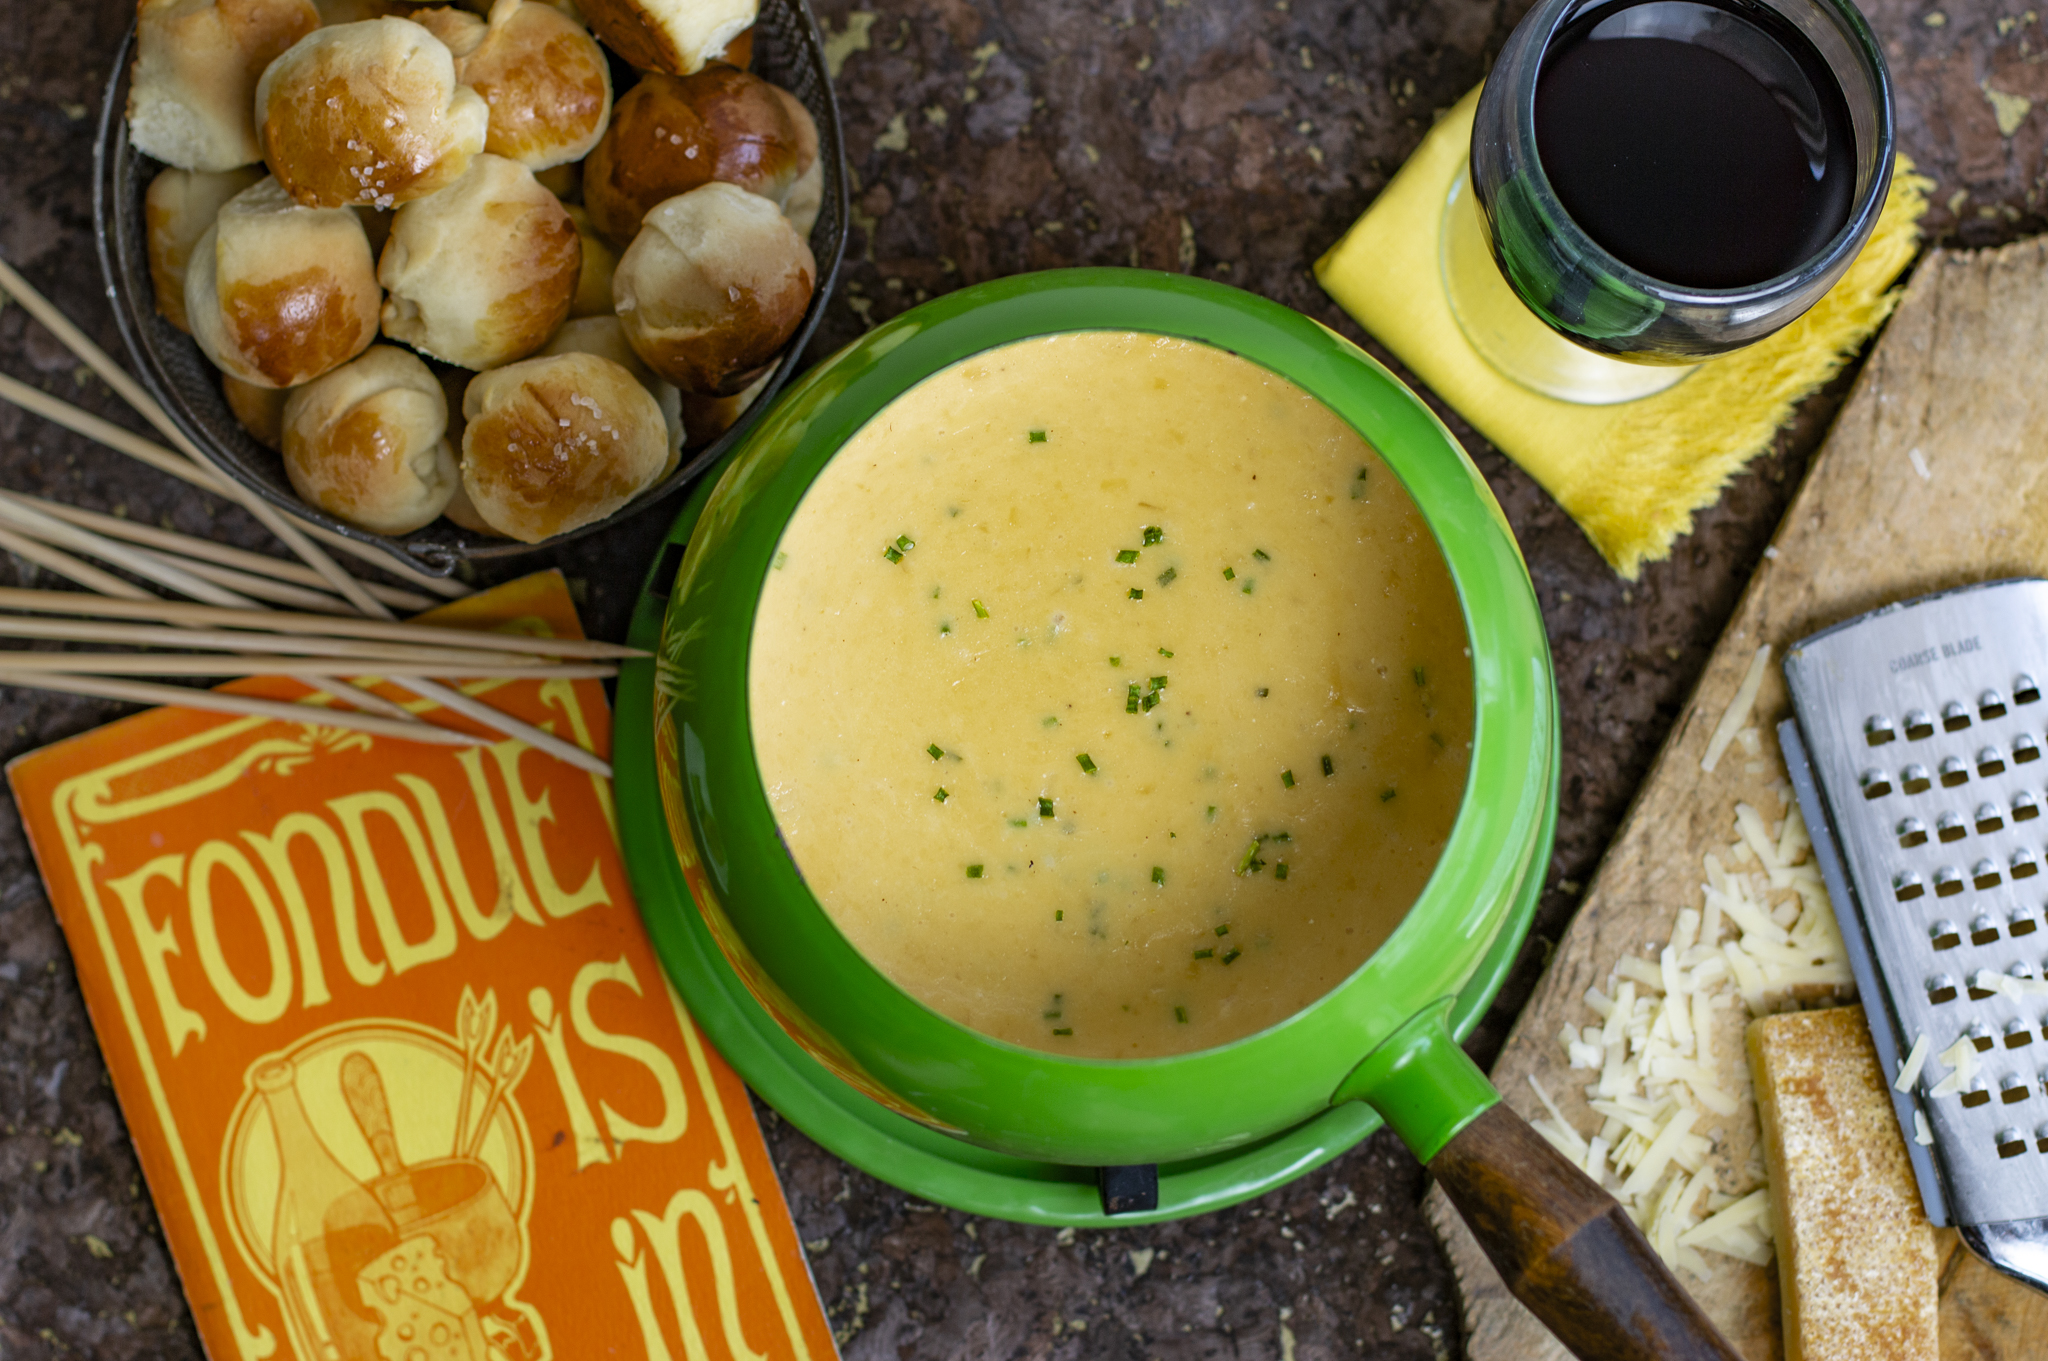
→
(1428, 1102, 1745, 1361)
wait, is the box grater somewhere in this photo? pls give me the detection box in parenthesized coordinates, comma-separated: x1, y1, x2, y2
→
(1782, 578, 2048, 1292)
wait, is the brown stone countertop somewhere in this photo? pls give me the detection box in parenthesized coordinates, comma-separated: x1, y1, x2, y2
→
(0, 0, 2037, 1356)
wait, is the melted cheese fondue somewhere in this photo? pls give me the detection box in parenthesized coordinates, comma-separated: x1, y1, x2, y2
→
(749, 332, 1473, 1058)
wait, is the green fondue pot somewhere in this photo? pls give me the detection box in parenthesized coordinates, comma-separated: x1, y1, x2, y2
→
(620, 270, 1743, 1361)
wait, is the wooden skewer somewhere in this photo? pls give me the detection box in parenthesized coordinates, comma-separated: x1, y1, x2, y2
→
(0, 588, 644, 659)
(0, 258, 394, 620)
(127, 551, 356, 615)
(0, 522, 157, 603)
(392, 676, 613, 778)
(0, 652, 617, 679)
(0, 493, 259, 608)
(0, 372, 468, 601)
(0, 669, 488, 746)
(0, 616, 548, 666)
(17, 496, 438, 611)
(296, 678, 421, 723)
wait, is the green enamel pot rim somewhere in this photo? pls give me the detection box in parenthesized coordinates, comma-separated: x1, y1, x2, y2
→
(642, 268, 1557, 1176)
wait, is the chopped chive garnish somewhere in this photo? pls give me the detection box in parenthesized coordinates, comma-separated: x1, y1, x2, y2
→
(1052, 1027, 1072, 1035)
(1044, 1009, 1062, 1019)
(1351, 467, 1369, 499)
(883, 546, 903, 563)
(1252, 548, 1270, 562)
(1159, 647, 1174, 658)
(896, 535, 915, 551)
(1055, 909, 1064, 920)
(1412, 666, 1427, 687)
(1009, 817, 1027, 828)
(1142, 526, 1163, 546)
(1272, 831, 1291, 842)
(1222, 947, 1242, 964)
(1142, 692, 1159, 713)
(972, 599, 989, 618)
(1127, 684, 1141, 714)
(966, 864, 984, 878)
(1235, 841, 1265, 875)
(1380, 787, 1397, 802)
(1157, 567, 1177, 587)
(1039, 796, 1055, 818)
(1275, 862, 1289, 880)
(1193, 947, 1214, 959)
(1043, 715, 1060, 727)
(1109, 656, 1122, 667)
(932, 586, 941, 598)
(1214, 924, 1230, 936)
(1174, 1006, 1188, 1023)
(1206, 805, 1217, 820)
(927, 743, 944, 759)
(1281, 769, 1296, 788)
(1321, 755, 1334, 777)
(1241, 580, 1255, 594)
(1128, 588, 1144, 600)
(1029, 429, 1048, 442)
(773, 551, 789, 569)
(1430, 732, 1446, 748)
(1077, 753, 1097, 774)
(940, 622, 952, 635)
(934, 787, 949, 802)
(1151, 866, 1166, 886)
(1150, 675, 1168, 690)
(1256, 687, 1269, 697)
(1222, 566, 1236, 581)
(1115, 549, 1140, 564)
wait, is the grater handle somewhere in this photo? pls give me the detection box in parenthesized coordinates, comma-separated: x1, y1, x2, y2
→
(1431, 1103, 1745, 1361)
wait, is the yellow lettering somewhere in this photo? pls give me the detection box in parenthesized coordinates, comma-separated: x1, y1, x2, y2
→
(105, 854, 206, 1055)
(569, 957, 689, 1151)
(486, 740, 610, 919)
(187, 840, 292, 1026)
(528, 985, 612, 1170)
(610, 1217, 691, 1361)
(452, 752, 545, 928)
(631, 1190, 767, 1361)
(241, 813, 379, 992)
(328, 791, 456, 976)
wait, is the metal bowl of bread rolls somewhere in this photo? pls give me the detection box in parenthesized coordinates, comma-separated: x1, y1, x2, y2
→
(94, 0, 846, 575)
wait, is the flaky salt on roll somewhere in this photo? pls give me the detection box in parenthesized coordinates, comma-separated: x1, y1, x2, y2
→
(257, 18, 489, 208)
(582, 67, 813, 249)
(614, 181, 814, 396)
(379, 153, 581, 369)
(574, 0, 754, 76)
(540, 316, 684, 476)
(460, 351, 669, 541)
(449, 0, 613, 169)
(128, 0, 319, 172)
(282, 345, 459, 533)
(145, 166, 263, 332)
(185, 178, 381, 388)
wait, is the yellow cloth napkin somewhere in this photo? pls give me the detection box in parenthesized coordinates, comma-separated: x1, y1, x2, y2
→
(1315, 88, 1930, 578)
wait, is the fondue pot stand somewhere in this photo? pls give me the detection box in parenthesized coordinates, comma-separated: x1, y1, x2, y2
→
(615, 271, 1743, 1361)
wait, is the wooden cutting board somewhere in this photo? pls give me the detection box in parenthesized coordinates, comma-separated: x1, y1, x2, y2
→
(1429, 237, 2048, 1360)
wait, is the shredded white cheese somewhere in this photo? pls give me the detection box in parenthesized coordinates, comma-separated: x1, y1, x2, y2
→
(1530, 754, 1851, 1282)
(1914, 1110, 1934, 1146)
(1895, 1032, 1931, 1092)
(1701, 645, 1773, 773)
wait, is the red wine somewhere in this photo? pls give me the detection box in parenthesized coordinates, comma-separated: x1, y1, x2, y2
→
(1534, 0, 1855, 289)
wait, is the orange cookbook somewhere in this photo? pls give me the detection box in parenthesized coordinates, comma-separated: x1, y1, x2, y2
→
(7, 571, 836, 1361)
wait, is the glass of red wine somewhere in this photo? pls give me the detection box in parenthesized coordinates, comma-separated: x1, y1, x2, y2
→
(1445, 0, 1894, 404)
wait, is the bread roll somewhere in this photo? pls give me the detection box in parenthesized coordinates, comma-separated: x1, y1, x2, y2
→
(407, 4, 487, 53)
(256, 18, 489, 208)
(282, 345, 458, 533)
(614, 181, 813, 395)
(127, 0, 320, 172)
(145, 166, 264, 333)
(460, 352, 668, 541)
(676, 368, 767, 446)
(379, 153, 581, 369)
(582, 67, 810, 249)
(574, 0, 755, 76)
(539, 315, 683, 476)
(222, 373, 290, 450)
(534, 161, 580, 202)
(562, 205, 617, 318)
(452, 0, 613, 170)
(186, 177, 381, 388)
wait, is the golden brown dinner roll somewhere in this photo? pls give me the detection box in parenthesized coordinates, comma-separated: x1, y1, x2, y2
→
(460, 352, 669, 541)
(440, 478, 500, 533)
(282, 345, 459, 533)
(582, 67, 810, 249)
(128, 0, 320, 172)
(379, 153, 581, 369)
(574, 0, 755, 76)
(407, 4, 487, 53)
(562, 205, 618, 318)
(185, 177, 381, 388)
(539, 316, 684, 475)
(534, 161, 581, 202)
(451, 0, 613, 170)
(613, 181, 814, 395)
(145, 166, 264, 332)
(256, 18, 489, 208)
(222, 373, 290, 450)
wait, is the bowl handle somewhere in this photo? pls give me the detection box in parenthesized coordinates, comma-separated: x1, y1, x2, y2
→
(1336, 1005, 1743, 1361)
